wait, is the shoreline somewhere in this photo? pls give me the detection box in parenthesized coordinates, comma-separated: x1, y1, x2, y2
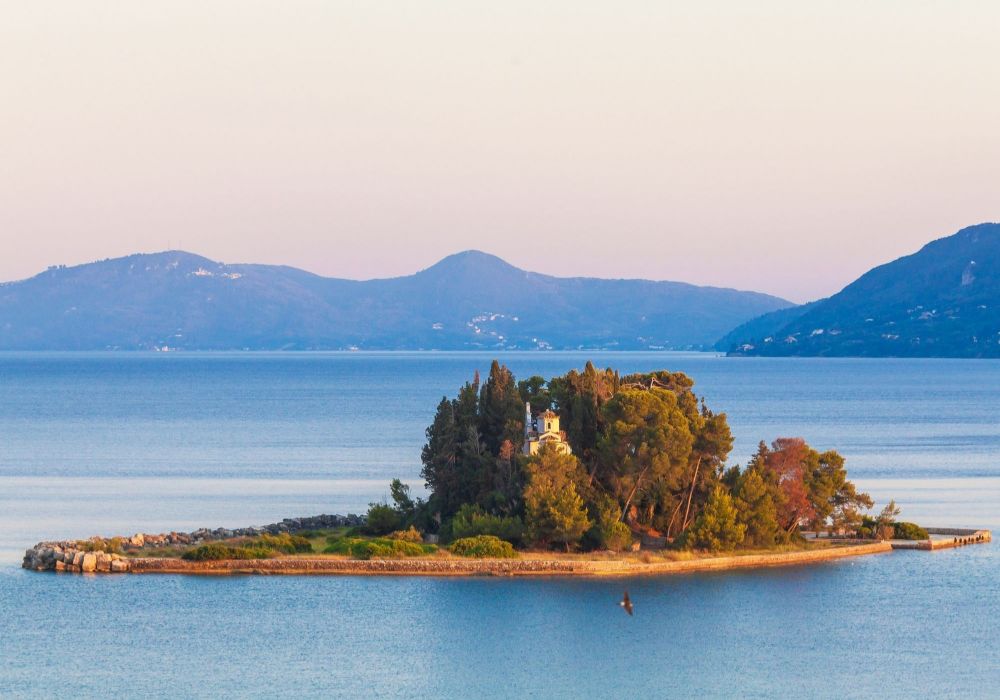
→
(28, 541, 895, 577)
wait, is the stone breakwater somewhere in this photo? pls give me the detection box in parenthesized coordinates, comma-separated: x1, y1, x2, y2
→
(22, 546, 132, 573)
(890, 528, 992, 551)
(22, 513, 364, 573)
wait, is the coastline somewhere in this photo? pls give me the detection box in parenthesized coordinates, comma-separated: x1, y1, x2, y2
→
(76, 541, 894, 577)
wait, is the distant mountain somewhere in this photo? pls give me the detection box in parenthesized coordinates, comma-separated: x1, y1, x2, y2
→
(0, 250, 792, 351)
(724, 223, 1000, 357)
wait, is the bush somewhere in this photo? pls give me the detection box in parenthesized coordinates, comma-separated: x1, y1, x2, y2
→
(180, 534, 313, 561)
(604, 521, 633, 553)
(388, 527, 423, 543)
(449, 535, 517, 559)
(252, 533, 313, 554)
(365, 503, 402, 535)
(449, 504, 525, 545)
(893, 521, 929, 540)
(323, 536, 435, 559)
(76, 537, 125, 554)
(182, 544, 266, 561)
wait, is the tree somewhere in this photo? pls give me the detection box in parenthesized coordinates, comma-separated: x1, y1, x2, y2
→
(760, 438, 816, 533)
(803, 448, 873, 530)
(548, 362, 620, 470)
(596, 389, 693, 520)
(517, 375, 551, 414)
(365, 502, 402, 535)
(685, 486, 746, 552)
(420, 397, 460, 516)
(479, 360, 524, 456)
(875, 500, 902, 540)
(523, 445, 592, 550)
(390, 479, 415, 515)
(734, 468, 781, 547)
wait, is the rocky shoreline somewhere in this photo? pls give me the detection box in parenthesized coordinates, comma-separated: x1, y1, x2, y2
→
(21, 513, 364, 573)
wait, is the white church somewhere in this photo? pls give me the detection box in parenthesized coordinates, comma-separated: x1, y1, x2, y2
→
(522, 402, 572, 456)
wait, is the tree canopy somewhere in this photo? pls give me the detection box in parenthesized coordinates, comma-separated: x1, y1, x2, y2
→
(411, 361, 874, 553)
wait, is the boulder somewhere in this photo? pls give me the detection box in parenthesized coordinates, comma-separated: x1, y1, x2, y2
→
(80, 553, 97, 572)
(129, 533, 145, 547)
(111, 559, 130, 573)
(54, 560, 66, 572)
(72, 552, 85, 567)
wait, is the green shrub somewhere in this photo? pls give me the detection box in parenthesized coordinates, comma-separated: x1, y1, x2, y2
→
(388, 527, 423, 543)
(322, 536, 435, 559)
(604, 521, 633, 553)
(180, 533, 313, 561)
(76, 537, 125, 554)
(251, 533, 313, 554)
(182, 544, 265, 561)
(449, 504, 525, 545)
(365, 503, 402, 535)
(892, 521, 929, 540)
(449, 535, 517, 558)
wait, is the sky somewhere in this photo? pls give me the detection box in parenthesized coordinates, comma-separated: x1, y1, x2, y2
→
(1, 2, 998, 303)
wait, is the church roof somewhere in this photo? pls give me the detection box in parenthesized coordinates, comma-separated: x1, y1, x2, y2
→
(539, 409, 558, 418)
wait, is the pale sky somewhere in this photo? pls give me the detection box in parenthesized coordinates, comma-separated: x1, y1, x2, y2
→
(1, 2, 998, 302)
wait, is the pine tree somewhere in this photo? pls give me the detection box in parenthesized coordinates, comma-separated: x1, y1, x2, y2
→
(734, 468, 780, 547)
(686, 486, 746, 552)
(478, 360, 524, 455)
(420, 397, 459, 516)
(523, 445, 592, 550)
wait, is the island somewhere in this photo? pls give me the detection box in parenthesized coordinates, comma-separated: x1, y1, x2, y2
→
(22, 362, 991, 576)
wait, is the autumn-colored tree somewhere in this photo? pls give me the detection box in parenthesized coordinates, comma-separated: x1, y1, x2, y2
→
(762, 438, 816, 533)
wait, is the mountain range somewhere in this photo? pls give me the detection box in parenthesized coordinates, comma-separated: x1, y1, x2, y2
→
(0, 250, 792, 351)
(720, 223, 1000, 357)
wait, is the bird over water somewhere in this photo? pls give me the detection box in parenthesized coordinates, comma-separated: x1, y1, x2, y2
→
(620, 591, 633, 616)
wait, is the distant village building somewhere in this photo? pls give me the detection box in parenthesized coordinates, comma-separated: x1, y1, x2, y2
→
(522, 402, 572, 456)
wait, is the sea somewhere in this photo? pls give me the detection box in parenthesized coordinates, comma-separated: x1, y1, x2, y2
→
(1, 352, 997, 698)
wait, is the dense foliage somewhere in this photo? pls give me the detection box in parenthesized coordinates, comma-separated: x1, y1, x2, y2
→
(323, 536, 436, 559)
(449, 535, 518, 558)
(389, 361, 881, 553)
(893, 521, 929, 540)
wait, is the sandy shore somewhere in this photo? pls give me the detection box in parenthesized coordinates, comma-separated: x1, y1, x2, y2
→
(124, 541, 893, 577)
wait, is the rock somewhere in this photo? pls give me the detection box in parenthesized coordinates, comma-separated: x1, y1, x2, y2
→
(54, 560, 66, 572)
(80, 553, 97, 572)
(129, 533, 145, 547)
(73, 552, 85, 567)
(96, 553, 112, 572)
(111, 559, 130, 573)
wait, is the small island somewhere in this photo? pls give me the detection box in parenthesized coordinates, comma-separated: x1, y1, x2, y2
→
(22, 362, 991, 576)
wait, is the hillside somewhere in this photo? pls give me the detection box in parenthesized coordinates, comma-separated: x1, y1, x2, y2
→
(0, 251, 792, 351)
(725, 223, 1000, 357)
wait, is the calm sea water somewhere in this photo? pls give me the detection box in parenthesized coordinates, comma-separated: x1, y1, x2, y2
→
(1, 352, 998, 698)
